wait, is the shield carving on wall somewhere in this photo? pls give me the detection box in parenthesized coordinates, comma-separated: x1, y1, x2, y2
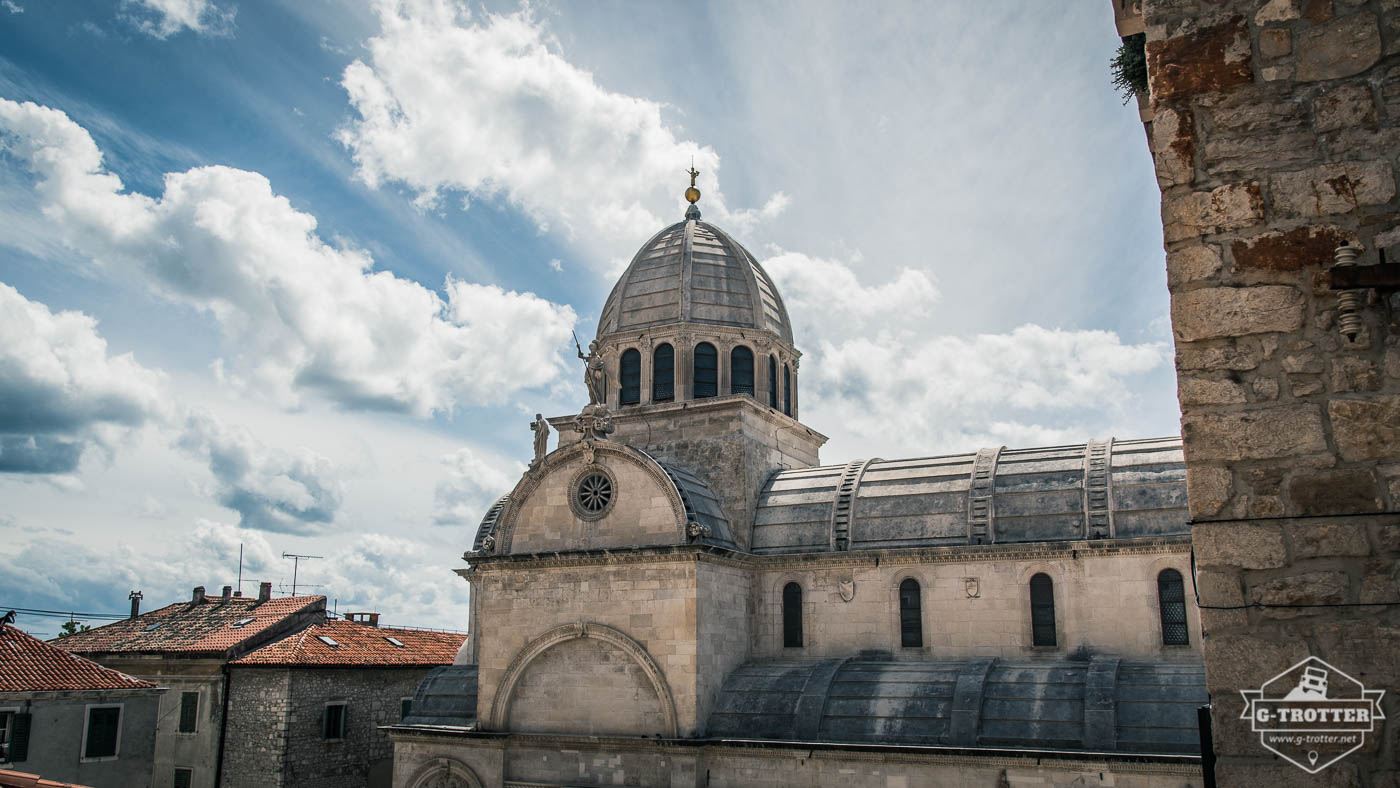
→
(838, 578, 855, 602)
(965, 577, 980, 598)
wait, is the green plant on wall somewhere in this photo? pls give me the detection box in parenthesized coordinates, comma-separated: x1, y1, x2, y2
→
(1111, 33, 1148, 104)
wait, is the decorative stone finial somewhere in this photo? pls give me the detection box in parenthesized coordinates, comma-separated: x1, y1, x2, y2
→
(572, 403, 616, 442)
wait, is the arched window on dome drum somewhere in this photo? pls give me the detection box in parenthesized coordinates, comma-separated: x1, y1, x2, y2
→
(1158, 569, 1189, 646)
(652, 344, 674, 402)
(768, 355, 778, 409)
(730, 346, 754, 397)
(782, 364, 791, 416)
(619, 349, 641, 405)
(1029, 573, 1056, 647)
(782, 582, 803, 648)
(899, 579, 923, 648)
(694, 342, 718, 399)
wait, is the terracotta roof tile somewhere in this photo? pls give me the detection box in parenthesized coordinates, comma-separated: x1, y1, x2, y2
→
(232, 619, 466, 667)
(52, 595, 325, 657)
(0, 768, 94, 788)
(0, 625, 156, 693)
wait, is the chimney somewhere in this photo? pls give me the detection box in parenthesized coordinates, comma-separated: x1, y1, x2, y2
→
(221, 586, 232, 604)
(369, 612, 379, 628)
(191, 586, 205, 604)
(128, 590, 143, 620)
(257, 581, 271, 604)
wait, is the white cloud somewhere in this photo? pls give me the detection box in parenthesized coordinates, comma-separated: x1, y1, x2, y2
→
(317, 533, 470, 628)
(0, 98, 578, 417)
(763, 253, 1169, 458)
(432, 446, 521, 527)
(0, 282, 166, 474)
(3, 1, 23, 14)
(125, 0, 234, 39)
(548, 258, 563, 273)
(178, 411, 344, 535)
(337, 0, 785, 266)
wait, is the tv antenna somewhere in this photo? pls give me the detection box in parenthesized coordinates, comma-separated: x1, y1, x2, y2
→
(281, 552, 323, 596)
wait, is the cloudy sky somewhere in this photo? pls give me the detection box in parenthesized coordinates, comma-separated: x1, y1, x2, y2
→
(0, 0, 1175, 636)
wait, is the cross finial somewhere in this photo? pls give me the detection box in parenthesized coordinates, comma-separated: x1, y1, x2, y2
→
(684, 158, 702, 209)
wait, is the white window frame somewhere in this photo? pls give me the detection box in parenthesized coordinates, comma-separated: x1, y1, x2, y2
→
(322, 701, 347, 741)
(80, 703, 123, 762)
(0, 705, 19, 764)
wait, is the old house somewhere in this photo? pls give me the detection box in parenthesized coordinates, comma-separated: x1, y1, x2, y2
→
(54, 584, 324, 788)
(222, 615, 466, 788)
(0, 621, 162, 788)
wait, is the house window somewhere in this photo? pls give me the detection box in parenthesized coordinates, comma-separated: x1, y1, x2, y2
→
(0, 710, 29, 763)
(1158, 569, 1189, 646)
(401, 697, 413, 720)
(693, 342, 718, 398)
(619, 348, 641, 405)
(652, 344, 674, 401)
(0, 710, 11, 762)
(730, 346, 754, 396)
(173, 768, 193, 788)
(782, 364, 791, 416)
(767, 355, 778, 408)
(782, 582, 803, 648)
(82, 705, 121, 760)
(177, 691, 198, 733)
(899, 579, 923, 648)
(1030, 573, 1056, 647)
(322, 702, 347, 740)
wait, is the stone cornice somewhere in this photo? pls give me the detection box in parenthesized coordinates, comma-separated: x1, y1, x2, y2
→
(546, 393, 827, 445)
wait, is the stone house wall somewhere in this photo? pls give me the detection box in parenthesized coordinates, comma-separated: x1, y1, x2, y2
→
(93, 657, 225, 788)
(221, 669, 290, 788)
(1114, 0, 1400, 782)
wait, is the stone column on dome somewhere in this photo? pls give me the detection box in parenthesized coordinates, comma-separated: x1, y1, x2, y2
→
(676, 334, 691, 401)
(638, 337, 652, 406)
(791, 356, 800, 420)
(718, 338, 731, 397)
(755, 342, 770, 408)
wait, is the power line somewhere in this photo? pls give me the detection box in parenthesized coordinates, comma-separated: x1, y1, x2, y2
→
(1, 605, 127, 620)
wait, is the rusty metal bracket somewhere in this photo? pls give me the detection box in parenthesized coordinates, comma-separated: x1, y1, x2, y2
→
(1328, 262, 1400, 291)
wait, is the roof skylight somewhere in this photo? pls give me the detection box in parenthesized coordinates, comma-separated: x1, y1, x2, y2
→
(385, 636, 405, 648)
(316, 635, 339, 647)
(143, 622, 163, 631)
(230, 618, 255, 628)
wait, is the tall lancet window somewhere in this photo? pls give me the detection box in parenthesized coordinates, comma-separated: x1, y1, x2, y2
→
(619, 349, 641, 405)
(653, 343, 674, 402)
(730, 346, 754, 396)
(694, 342, 718, 398)
(899, 579, 923, 648)
(782, 364, 792, 416)
(1030, 573, 1056, 647)
(1158, 569, 1189, 645)
(768, 355, 778, 409)
(782, 582, 803, 648)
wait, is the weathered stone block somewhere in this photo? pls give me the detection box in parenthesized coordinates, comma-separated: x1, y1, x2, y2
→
(1150, 105, 1195, 186)
(1178, 375, 1247, 405)
(1255, 0, 1301, 24)
(1171, 285, 1304, 341)
(1259, 28, 1292, 59)
(1176, 343, 1259, 370)
(1271, 160, 1396, 217)
(1201, 632, 1308, 692)
(1250, 570, 1349, 606)
(1281, 353, 1324, 374)
(1289, 374, 1325, 396)
(1286, 469, 1382, 515)
(1313, 620, 1400, 686)
(1182, 405, 1327, 460)
(1313, 83, 1376, 131)
(1360, 558, 1399, 603)
(1289, 519, 1374, 557)
(1330, 357, 1380, 391)
(1329, 395, 1400, 461)
(1193, 522, 1286, 568)
(1194, 568, 1245, 606)
(1229, 225, 1349, 272)
(1296, 11, 1382, 82)
(1162, 182, 1264, 241)
(1166, 244, 1220, 286)
(1252, 377, 1279, 399)
(1148, 15, 1253, 101)
(1215, 762, 1359, 788)
(1187, 465, 1233, 516)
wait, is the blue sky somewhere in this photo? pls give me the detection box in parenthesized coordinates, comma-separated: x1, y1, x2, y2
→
(0, 0, 1175, 636)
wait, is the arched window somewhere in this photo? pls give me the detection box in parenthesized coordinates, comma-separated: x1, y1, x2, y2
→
(619, 349, 641, 405)
(899, 579, 923, 648)
(652, 343, 674, 402)
(1030, 573, 1056, 647)
(730, 346, 754, 396)
(782, 582, 803, 648)
(768, 354, 778, 408)
(782, 364, 791, 416)
(1158, 569, 1189, 645)
(694, 342, 718, 398)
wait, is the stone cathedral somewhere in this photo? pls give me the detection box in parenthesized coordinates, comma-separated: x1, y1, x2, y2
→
(389, 182, 1209, 788)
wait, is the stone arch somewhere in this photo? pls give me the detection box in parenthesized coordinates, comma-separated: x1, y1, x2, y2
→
(1146, 554, 1199, 648)
(493, 441, 689, 553)
(768, 571, 819, 651)
(406, 757, 484, 788)
(888, 567, 932, 653)
(488, 621, 678, 736)
(1017, 561, 1067, 651)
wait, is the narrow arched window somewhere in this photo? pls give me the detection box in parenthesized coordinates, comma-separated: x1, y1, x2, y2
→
(782, 364, 791, 416)
(782, 582, 803, 648)
(652, 343, 674, 402)
(1030, 573, 1056, 647)
(694, 342, 718, 398)
(1158, 569, 1189, 645)
(899, 579, 923, 648)
(730, 346, 754, 396)
(768, 355, 778, 408)
(619, 349, 641, 405)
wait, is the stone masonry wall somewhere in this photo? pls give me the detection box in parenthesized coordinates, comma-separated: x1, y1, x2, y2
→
(223, 668, 290, 788)
(1126, 0, 1400, 782)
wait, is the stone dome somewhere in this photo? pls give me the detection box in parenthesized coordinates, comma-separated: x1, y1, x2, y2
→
(597, 212, 794, 344)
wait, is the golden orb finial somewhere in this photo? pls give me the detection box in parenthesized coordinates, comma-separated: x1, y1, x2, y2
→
(685, 163, 701, 204)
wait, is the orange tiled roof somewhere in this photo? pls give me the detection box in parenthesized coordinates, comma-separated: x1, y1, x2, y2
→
(52, 594, 324, 657)
(0, 768, 94, 788)
(232, 619, 466, 667)
(0, 625, 156, 693)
